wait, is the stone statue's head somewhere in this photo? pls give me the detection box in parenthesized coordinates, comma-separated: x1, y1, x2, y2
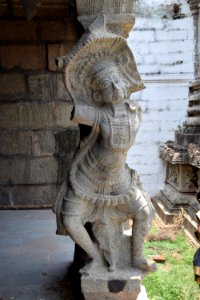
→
(63, 36, 144, 107)
(90, 60, 128, 104)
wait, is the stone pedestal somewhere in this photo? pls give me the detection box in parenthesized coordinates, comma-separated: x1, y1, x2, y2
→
(81, 268, 144, 300)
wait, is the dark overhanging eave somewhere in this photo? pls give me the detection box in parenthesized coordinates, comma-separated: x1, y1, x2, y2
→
(0, 0, 76, 20)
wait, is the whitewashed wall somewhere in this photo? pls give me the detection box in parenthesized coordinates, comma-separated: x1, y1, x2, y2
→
(127, 0, 194, 196)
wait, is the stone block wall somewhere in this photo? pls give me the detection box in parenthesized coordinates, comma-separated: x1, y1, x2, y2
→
(0, 6, 82, 206)
(127, 0, 194, 196)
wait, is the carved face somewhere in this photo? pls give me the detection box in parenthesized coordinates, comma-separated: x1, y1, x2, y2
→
(92, 62, 127, 104)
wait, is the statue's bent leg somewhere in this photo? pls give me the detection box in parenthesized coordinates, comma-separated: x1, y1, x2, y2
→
(126, 186, 156, 272)
(62, 189, 100, 262)
(63, 216, 99, 260)
(131, 205, 156, 272)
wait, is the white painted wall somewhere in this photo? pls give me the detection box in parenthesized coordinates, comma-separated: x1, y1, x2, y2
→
(127, 0, 194, 196)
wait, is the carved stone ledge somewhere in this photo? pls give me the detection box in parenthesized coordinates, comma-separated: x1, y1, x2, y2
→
(160, 143, 189, 164)
(78, 13, 135, 38)
(1, 0, 76, 19)
(76, 0, 134, 16)
(166, 162, 198, 193)
(188, 143, 200, 167)
(175, 130, 200, 147)
(160, 143, 200, 168)
(160, 184, 199, 212)
(152, 193, 200, 245)
(186, 80, 200, 126)
(75, 0, 135, 37)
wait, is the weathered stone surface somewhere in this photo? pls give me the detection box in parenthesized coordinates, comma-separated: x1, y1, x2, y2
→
(28, 73, 71, 101)
(52, 73, 71, 101)
(76, 0, 134, 16)
(54, 128, 80, 183)
(0, 21, 37, 41)
(0, 130, 73, 156)
(175, 131, 200, 147)
(81, 268, 142, 300)
(48, 43, 75, 71)
(54, 127, 80, 154)
(0, 130, 32, 156)
(0, 157, 58, 185)
(0, 102, 74, 129)
(0, 74, 26, 100)
(38, 21, 81, 42)
(0, 184, 59, 206)
(32, 131, 56, 156)
(5, 1, 73, 19)
(162, 183, 200, 214)
(28, 74, 53, 101)
(34, 5, 71, 19)
(0, 45, 46, 70)
(56, 155, 75, 184)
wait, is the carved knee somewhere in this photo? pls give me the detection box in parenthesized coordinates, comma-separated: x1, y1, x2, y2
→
(135, 205, 154, 224)
(63, 216, 77, 233)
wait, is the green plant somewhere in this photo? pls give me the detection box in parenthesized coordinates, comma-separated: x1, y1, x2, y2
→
(143, 229, 200, 300)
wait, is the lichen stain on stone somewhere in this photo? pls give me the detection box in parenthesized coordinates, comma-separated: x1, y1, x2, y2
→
(108, 279, 127, 293)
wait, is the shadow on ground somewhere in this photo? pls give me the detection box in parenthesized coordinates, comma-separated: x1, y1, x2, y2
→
(0, 209, 84, 300)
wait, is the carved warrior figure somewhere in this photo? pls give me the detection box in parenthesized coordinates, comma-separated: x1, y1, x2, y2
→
(53, 18, 156, 273)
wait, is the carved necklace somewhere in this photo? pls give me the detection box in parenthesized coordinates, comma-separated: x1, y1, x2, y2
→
(108, 105, 132, 149)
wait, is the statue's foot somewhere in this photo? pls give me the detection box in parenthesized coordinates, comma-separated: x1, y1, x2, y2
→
(108, 264, 116, 272)
(132, 257, 157, 272)
(80, 259, 103, 275)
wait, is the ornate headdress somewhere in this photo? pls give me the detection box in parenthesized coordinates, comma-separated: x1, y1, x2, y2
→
(57, 15, 144, 107)
(65, 39, 144, 106)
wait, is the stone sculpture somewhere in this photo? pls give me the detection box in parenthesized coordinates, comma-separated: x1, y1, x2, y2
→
(54, 18, 155, 271)
(53, 1, 156, 298)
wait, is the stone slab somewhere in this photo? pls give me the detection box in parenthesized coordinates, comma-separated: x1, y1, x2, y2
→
(81, 268, 143, 300)
(0, 184, 60, 206)
(38, 20, 81, 42)
(28, 73, 71, 101)
(0, 45, 46, 70)
(0, 130, 33, 156)
(28, 73, 53, 101)
(160, 184, 199, 211)
(52, 73, 71, 101)
(0, 128, 79, 156)
(0, 73, 26, 100)
(152, 193, 200, 243)
(0, 20, 37, 41)
(0, 157, 58, 185)
(0, 102, 74, 129)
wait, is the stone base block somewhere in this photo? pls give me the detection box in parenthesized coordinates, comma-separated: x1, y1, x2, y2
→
(160, 184, 199, 214)
(81, 268, 144, 300)
(151, 196, 178, 225)
(152, 188, 200, 246)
